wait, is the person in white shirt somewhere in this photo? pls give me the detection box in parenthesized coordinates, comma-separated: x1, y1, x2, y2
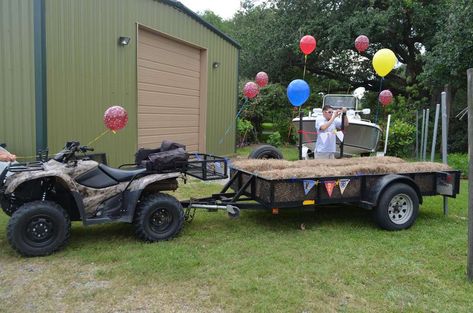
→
(315, 105, 349, 159)
(0, 146, 16, 162)
(0, 146, 16, 178)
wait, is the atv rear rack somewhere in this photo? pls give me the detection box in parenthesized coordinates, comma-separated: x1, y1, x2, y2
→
(185, 153, 228, 181)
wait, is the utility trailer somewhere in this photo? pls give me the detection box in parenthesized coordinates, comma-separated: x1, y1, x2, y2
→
(183, 165, 461, 230)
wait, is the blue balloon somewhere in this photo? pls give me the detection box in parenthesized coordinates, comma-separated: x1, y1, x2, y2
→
(287, 79, 310, 106)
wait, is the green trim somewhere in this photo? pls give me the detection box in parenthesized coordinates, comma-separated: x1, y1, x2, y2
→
(34, 0, 47, 152)
(157, 0, 241, 49)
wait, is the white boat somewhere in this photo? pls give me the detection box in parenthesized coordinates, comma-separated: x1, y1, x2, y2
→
(292, 94, 382, 156)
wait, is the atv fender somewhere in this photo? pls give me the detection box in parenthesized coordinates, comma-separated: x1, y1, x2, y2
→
(5, 172, 79, 195)
(121, 172, 181, 223)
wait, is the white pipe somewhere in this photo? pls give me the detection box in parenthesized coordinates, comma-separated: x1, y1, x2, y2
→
(420, 109, 426, 160)
(441, 91, 448, 215)
(384, 114, 391, 155)
(423, 108, 430, 161)
(431, 103, 440, 161)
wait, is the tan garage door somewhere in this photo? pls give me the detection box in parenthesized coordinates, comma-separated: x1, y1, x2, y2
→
(137, 28, 206, 152)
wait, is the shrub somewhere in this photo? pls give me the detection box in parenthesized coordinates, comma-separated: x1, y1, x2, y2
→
(448, 153, 468, 177)
(267, 131, 283, 147)
(237, 118, 254, 146)
(386, 120, 416, 158)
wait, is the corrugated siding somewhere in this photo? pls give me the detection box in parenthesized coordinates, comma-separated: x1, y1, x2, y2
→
(46, 0, 238, 166)
(0, 0, 36, 157)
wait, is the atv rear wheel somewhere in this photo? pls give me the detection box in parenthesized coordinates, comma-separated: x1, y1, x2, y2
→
(7, 201, 71, 257)
(134, 193, 184, 242)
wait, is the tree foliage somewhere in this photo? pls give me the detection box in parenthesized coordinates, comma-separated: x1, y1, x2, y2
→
(200, 0, 473, 152)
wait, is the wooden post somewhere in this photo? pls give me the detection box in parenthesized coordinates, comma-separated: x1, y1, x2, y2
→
(467, 68, 473, 282)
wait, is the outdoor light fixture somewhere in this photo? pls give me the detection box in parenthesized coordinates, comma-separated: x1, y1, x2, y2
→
(118, 36, 131, 46)
(212, 62, 220, 69)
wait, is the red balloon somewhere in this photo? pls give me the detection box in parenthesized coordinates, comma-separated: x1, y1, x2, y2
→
(243, 82, 259, 99)
(299, 35, 317, 55)
(355, 35, 369, 53)
(103, 106, 128, 131)
(379, 90, 393, 106)
(255, 72, 269, 88)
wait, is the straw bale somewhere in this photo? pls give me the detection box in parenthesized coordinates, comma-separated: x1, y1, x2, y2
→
(231, 157, 452, 180)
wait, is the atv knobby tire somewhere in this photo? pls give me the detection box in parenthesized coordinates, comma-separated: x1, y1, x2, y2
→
(248, 145, 283, 159)
(134, 193, 184, 242)
(1, 198, 13, 217)
(374, 183, 419, 231)
(7, 201, 71, 257)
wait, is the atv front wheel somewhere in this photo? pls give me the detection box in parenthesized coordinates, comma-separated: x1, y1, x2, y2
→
(7, 201, 71, 257)
(1, 197, 14, 216)
(134, 193, 184, 242)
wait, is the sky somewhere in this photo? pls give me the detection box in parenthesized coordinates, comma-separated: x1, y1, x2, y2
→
(178, 0, 241, 20)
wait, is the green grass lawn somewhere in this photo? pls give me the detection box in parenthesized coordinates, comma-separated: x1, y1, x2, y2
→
(0, 177, 472, 312)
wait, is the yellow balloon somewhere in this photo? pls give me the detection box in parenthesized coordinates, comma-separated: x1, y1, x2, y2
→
(372, 49, 397, 77)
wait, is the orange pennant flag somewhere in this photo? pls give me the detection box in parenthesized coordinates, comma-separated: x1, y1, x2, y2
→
(324, 181, 337, 198)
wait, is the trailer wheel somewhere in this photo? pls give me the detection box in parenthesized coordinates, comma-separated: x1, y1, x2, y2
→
(7, 201, 71, 257)
(374, 183, 419, 230)
(227, 206, 240, 219)
(249, 145, 283, 159)
(134, 193, 184, 242)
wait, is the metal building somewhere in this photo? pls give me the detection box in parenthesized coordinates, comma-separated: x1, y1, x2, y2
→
(0, 0, 240, 165)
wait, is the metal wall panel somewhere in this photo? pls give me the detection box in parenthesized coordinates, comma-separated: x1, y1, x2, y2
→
(45, 0, 238, 165)
(0, 0, 36, 158)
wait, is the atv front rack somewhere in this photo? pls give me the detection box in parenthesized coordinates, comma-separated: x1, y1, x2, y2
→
(8, 162, 44, 173)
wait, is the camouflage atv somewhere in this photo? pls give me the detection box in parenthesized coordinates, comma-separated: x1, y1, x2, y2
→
(0, 141, 189, 257)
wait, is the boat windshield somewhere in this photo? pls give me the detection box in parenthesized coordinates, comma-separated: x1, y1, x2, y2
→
(322, 95, 357, 110)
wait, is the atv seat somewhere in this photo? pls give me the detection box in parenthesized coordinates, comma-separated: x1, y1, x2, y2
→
(99, 164, 146, 182)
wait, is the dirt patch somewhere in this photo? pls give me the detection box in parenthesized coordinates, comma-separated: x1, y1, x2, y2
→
(0, 257, 217, 313)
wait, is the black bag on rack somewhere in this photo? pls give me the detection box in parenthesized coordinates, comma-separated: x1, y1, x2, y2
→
(144, 147, 188, 172)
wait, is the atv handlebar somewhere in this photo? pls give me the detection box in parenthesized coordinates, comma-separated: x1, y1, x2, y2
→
(53, 141, 94, 163)
(79, 146, 94, 153)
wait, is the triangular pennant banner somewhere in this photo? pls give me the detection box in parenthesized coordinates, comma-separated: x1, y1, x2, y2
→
(336, 131, 344, 142)
(303, 180, 316, 195)
(319, 132, 328, 144)
(339, 179, 350, 195)
(324, 181, 337, 198)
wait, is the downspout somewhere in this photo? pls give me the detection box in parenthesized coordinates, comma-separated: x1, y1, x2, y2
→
(33, 0, 47, 152)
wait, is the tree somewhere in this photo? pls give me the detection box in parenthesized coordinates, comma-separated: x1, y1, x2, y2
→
(421, 0, 473, 91)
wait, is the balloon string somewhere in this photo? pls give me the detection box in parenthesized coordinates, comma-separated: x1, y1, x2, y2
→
(303, 55, 307, 80)
(87, 129, 110, 146)
(239, 100, 257, 146)
(375, 77, 384, 123)
(218, 98, 249, 145)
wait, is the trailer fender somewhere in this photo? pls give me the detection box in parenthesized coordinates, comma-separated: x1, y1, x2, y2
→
(367, 174, 423, 208)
